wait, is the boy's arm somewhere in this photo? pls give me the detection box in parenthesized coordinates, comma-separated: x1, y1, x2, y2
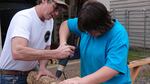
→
(59, 66, 118, 84)
(59, 20, 70, 45)
(81, 66, 119, 84)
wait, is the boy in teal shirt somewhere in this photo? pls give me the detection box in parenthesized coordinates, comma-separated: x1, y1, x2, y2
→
(59, 1, 131, 84)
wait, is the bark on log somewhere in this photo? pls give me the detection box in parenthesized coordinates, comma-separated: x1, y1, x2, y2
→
(27, 71, 59, 84)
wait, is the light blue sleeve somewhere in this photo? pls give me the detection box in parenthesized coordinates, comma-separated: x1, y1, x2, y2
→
(105, 27, 129, 74)
(67, 18, 81, 36)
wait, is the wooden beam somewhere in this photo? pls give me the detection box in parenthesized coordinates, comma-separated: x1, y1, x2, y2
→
(128, 57, 150, 84)
(128, 57, 150, 68)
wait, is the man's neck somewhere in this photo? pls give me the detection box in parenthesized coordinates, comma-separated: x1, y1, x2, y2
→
(35, 5, 45, 22)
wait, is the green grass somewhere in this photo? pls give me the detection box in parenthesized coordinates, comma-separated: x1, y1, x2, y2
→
(128, 49, 150, 62)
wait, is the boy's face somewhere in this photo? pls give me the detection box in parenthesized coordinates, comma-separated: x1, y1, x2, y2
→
(88, 30, 102, 37)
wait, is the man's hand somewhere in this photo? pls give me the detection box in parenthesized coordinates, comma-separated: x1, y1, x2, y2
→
(56, 44, 75, 59)
(36, 68, 56, 80)
(58, 77, 86, 84)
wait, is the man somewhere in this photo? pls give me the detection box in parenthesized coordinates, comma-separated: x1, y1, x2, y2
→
(59, 0, 131, 84)
(0, 0, 75, 84)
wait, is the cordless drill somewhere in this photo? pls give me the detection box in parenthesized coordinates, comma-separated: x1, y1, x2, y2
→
(55, 46, 80, 79)
(55, 57, 70, 79)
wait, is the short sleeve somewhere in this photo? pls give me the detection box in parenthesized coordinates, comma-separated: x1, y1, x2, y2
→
(10, 13, 31, 41)
(67, 18, 81, 36)
(105, 30, 129, 74)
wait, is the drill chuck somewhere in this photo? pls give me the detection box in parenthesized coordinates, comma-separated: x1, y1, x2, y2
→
(55, 57, 69, 78)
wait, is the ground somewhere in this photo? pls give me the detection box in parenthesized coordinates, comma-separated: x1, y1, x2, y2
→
(48, 59, 150, 84)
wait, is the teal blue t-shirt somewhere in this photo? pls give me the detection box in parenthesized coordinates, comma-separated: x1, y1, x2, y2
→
(67, 18, 131, 84)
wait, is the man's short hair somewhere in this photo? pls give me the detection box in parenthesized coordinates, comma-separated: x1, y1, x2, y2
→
(36, 0, 52, 4)
(36, 0, 68, 10)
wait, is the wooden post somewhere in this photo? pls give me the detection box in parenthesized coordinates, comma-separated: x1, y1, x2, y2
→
(130, 66, 141, 84)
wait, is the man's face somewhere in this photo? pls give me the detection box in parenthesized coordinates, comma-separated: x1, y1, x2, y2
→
(43, 2, 59, 20)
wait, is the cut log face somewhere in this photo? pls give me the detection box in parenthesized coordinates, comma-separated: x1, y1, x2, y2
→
(27, 71, 59, 84)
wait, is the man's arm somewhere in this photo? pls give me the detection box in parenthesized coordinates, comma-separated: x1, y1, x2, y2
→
(36, 46, 56, 80)
(11, 37, 75, 61)
(38, 45, 51, 71)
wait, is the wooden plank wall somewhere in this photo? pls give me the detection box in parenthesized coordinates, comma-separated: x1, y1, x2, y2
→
(110, 0, 150, 48)
(111, 0, 150, 10)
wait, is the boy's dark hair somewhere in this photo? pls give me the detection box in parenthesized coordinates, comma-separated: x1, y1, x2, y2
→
(78, 1, 113, 34)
